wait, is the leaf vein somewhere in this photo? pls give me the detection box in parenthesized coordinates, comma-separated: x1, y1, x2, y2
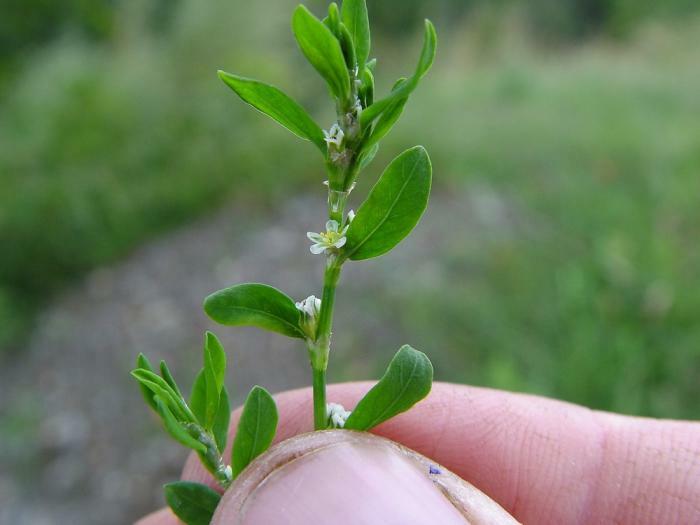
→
(217, 305, 303, 337)
(345, 156, 421, 259)
(365, 356, 420, 429)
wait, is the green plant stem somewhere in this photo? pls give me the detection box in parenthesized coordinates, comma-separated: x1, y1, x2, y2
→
(310, 257, 342, 430)
(312, 367, 327, 429)
(187, 424, 232, 488)
(311, 79, 358, 429)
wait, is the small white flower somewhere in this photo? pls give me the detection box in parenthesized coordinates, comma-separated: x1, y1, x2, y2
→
(307, 220, 349, 255)
(295, 295, 321, 318)
(323, 123, 344, 148)
(326, 402, 352, 428)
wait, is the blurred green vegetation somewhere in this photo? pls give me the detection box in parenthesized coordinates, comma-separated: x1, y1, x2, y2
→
(381, 23, 700, 419)
(1, 0, 699, 418)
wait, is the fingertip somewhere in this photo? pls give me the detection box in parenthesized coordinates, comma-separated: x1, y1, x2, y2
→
(212, 430, 516, 524)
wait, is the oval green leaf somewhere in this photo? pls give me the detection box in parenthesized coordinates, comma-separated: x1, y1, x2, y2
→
(327, 2, 341, 35)
(292, 5, 350, 100)
(344, 345, 433, 431)
(204, 331, 226, 427)
(344, 146, 432, 261)
(212, 385, 231, 452)
(189, 368, 207, 426)
(164, 481, 221, 525)
(204, 283, 305, 339)
(232, 386, 278, 478)
(338, 22, 356, 69)
(217, 71, 326, 153)
(360, 19, 436, 127)
(341, 0, 370, 70)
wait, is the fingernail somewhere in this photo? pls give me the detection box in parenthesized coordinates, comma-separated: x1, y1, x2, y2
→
(237, 440, 468, 524)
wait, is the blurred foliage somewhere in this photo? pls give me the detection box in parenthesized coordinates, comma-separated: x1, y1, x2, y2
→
(1, 0, 699, 418)
(375, 21, 700, 419)
(0, 0, 321, 347)
(3, 0, 700, 72)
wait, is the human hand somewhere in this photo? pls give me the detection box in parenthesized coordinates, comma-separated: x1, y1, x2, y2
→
(137, 382, 700, 524)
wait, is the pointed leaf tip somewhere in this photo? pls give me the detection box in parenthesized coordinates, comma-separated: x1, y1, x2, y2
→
(218, 71, 326, 152)
(360, 20, 436, 127)
(344, 345, 433, 431)
(292, 4, 350, 100)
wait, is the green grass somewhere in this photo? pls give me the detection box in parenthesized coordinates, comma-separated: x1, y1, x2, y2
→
(373, 21, 700, 418)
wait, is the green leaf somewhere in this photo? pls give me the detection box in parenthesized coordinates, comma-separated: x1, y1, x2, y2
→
(357, 143, 379, 171)
(344, 345, 433, 431)
(189, 368, 207, 426)
(164, 481, 221, 525)
(232, 386, 278, 478)
(212, 386, 231, 452)
(338, 23, 356, 70)
(360, 19, 436, 127)
(204, 332, 226, 396)
(218, 71, 326, 153)
(135, 353, 158, 412)
(131, 369, 191, 422)
(344, 146, 432, 261)
(327, 2, 341, 35)
(155, 397, 207, 453)
(358, 66, 374, 107)
(292, 5, 350, 100)
(361, 95, 407, 153)
(341, 0, 370, 70)
(204, 283, 305, 339)
(204, 331, 226, 427)
(159, 360, 183, 399)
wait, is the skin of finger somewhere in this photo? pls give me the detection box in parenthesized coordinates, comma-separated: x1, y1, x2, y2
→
(147, 382, 700, 525)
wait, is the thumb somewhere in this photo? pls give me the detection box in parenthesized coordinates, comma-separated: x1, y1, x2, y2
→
(213, 430, 518, 524)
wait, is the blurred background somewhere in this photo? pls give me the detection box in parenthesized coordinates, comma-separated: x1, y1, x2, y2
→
(1, 0, 699, 522)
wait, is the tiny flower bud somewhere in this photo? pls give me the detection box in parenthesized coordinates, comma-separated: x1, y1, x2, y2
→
(323, 123, 344, 148)
(296, 295, 322, 339)
(326, 402, 352, 428)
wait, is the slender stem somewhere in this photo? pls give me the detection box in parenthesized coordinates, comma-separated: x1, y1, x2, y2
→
(309, 259, 341, 430)
(312, 367, 327, 430)
(187, 424, 232, 488)
(318, 260, 341, 348)
(310, 77, 358, 429)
